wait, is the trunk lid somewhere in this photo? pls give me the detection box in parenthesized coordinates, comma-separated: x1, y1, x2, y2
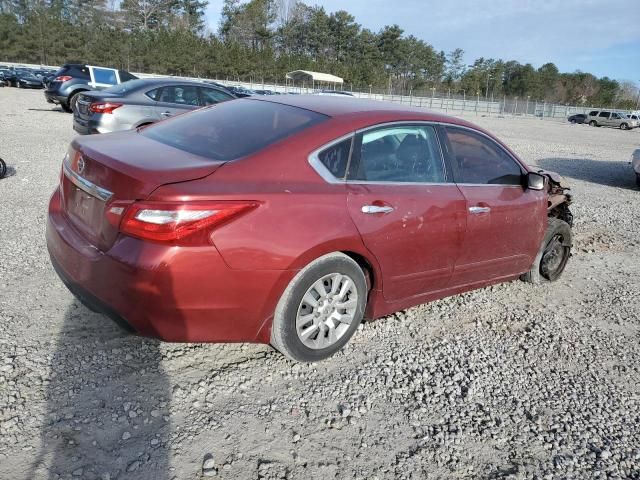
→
(61, 130, 225, 251)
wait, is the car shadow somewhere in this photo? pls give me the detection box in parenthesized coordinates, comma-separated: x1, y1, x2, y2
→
(27, 253, 190, 479)
(0, 165, 17, 178)
(27, 302, 173, 480)
(27, 108, 67, 113)
(536, 157, 638, 190)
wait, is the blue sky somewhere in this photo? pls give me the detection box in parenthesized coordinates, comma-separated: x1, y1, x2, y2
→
(206, 0, 640, 82)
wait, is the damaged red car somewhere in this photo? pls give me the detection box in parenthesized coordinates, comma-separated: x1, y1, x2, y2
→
(46, 95, 573, 362)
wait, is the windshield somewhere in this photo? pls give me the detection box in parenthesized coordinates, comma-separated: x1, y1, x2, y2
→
(141, 99, 328, 161)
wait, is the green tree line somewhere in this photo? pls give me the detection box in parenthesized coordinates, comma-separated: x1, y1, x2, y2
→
(1, 0, 638, 108)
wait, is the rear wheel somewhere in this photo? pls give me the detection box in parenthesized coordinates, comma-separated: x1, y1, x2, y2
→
(589, 120, 597, 127)
(271, 252, 367, 362)
(636, 173, 640, 188)
(521, 218, 572, 284)
(62, 91, 81, 113)
(570, 119, 576, 124)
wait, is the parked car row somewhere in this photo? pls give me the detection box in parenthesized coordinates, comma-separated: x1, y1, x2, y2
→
(44, 64, 139, 112)
(0, 65, 57, 88)
(73, 78, 236, 134)
(567, 110, 640, 130)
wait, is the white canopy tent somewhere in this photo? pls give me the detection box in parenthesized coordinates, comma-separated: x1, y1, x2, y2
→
(285, 70, 344, 91)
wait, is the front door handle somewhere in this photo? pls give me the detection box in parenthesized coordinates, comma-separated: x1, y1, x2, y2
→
(160, 112, 172, 117)
(362, 205, 394, 214)
(469, 206, 491, 214)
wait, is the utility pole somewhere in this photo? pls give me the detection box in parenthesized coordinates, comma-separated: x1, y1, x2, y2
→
(635, 80, 640, 110)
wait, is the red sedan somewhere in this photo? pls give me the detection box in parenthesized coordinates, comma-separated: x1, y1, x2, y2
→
(47, 95, 573, 362)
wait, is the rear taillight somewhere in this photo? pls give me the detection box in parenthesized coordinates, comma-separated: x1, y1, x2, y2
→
(89, 102, 123, 114)
(54, 75, 72, 82)
(119, 201, 258, 244)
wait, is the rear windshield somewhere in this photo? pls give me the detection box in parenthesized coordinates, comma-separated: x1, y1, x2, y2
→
(56, 65, 90, 78)
(103, 79, 148, 94)
(140, 99, 328, 161)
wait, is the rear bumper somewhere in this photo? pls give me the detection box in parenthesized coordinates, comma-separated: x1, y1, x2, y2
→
(73, 116, 97, 135)
(73, 114, 128, 135)
(46, 188, 294, 343)
(44, 91, 66, 104)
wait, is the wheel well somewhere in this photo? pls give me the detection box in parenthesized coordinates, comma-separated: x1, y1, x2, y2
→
(341, 251, 376, 292)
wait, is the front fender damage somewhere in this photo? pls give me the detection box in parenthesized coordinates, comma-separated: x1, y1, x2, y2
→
(536, 169, 573, 227)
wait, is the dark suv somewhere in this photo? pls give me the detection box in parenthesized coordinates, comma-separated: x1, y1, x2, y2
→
(44, 64, 137, 113)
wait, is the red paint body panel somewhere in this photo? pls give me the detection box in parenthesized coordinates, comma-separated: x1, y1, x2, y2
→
(46, 96, 551, 344)
(451, 185, 547, 286)
(346, 183, 467, 301)
(48, 188, 293, 343)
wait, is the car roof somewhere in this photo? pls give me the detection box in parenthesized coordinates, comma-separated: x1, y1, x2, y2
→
(130, 77, 225, 87)
(250, 94, 477, 127)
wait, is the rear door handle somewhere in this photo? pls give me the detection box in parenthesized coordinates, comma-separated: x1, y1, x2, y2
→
(362, 205, 394, 214)
(160, 112, 172, 117)
(469, 206, 491, 214)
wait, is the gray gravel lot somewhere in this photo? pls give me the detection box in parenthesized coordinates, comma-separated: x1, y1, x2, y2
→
(0, 89, 639, 480)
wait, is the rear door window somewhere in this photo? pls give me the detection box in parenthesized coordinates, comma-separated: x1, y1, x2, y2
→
(349, 125, 446, 183)
(146, 88, 160, 101)
(318, 138, 352, 179)
(157, 85, 200, 106)
(445, 127, 523, 185)
(140, 99, 327, 161)
(199, 87, 234, 106)
(598, 111, 611, 118)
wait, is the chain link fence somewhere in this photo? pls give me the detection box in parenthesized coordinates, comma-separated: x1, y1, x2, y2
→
(4, 60, 637, 120)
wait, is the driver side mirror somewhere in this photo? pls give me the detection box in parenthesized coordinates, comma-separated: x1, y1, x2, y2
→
(527, 172, 545, 190)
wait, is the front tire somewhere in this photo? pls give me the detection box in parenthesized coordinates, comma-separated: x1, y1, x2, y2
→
(620, 123, 629, 130)
(521, 218, 572, 284)
(271, 253, 367, 362)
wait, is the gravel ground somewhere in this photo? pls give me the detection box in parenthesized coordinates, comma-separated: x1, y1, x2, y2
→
(0, 89, 639, 480)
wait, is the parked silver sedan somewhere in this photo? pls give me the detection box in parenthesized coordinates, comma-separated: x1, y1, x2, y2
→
(72, 78, 236, 134)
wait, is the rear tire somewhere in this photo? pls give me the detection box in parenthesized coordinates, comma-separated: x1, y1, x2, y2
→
(271, 252, 367, 362)
(636, 173, 640, 188)
(589, 120, 597, 127)
(521, 218, 572, 284)
(63, 91, 82, 113)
